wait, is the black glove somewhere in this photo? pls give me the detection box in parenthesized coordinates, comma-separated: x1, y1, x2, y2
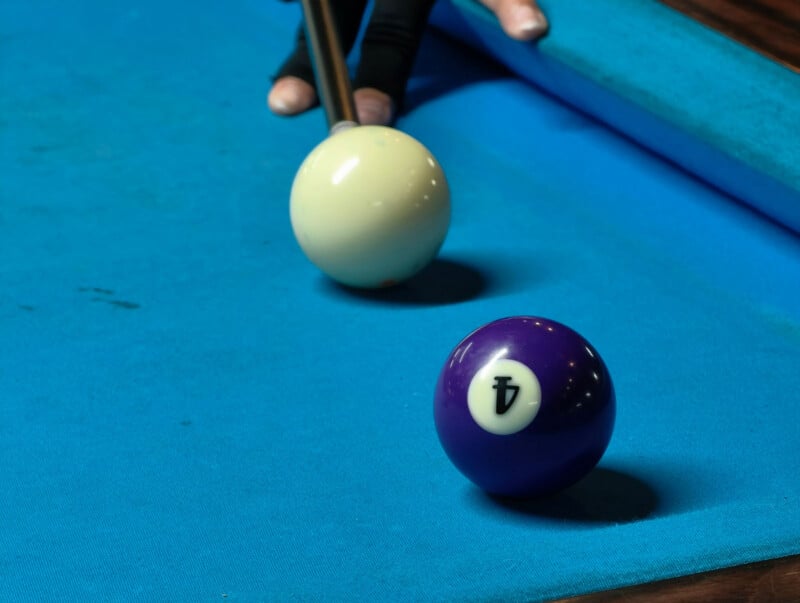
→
(274, 0, 437, 110)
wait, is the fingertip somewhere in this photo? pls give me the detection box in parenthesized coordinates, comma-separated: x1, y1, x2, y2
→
(268, 77, 317, 116)
(501, 3, 549, 41)
(354, 88, 395, 126)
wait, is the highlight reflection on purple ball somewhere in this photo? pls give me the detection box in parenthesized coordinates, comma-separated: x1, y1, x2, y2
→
(434, 317, 615, 498)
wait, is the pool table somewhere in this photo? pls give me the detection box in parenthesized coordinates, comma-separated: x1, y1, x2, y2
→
(2, 0, 800, 600)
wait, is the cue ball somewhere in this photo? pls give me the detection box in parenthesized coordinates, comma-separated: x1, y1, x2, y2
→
(434, 317, 616, 498)
(290, 125, 450, 289)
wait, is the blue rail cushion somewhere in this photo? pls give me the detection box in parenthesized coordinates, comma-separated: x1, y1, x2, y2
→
(430, 0, 800, 234)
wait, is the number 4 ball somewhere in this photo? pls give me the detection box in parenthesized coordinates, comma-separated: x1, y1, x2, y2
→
(434, 317, 615, 498)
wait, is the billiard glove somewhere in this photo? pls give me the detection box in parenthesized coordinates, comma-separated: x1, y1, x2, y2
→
(269, 0, 549, 124)
(270, 0, 437, 124)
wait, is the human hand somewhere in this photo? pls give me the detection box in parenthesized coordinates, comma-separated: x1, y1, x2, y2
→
(268, 0, 548, 126)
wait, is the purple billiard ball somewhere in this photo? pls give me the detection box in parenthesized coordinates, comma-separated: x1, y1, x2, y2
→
(434, 317, 615, 498)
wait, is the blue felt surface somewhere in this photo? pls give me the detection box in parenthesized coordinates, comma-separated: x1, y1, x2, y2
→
(431, 0, 800, 233)
(3, 1, 800, 601)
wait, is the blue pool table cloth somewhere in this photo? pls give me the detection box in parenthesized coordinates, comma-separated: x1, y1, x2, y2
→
(2, 1, 800, 601)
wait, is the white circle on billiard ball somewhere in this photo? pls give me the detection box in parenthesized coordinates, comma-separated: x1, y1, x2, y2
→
(467, 359, 541, 435)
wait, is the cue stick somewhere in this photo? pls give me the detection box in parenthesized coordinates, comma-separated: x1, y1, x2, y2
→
(300, 0, 359, 135)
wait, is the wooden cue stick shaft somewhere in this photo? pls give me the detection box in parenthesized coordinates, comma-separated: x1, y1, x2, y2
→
(299, 0, 359, 133)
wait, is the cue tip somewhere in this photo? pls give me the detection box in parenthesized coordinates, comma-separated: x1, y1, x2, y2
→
(329, 120, 359, 136)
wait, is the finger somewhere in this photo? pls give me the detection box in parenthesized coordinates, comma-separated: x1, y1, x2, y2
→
(353, 0, 437, 111)
(354, 87, 394, 125)
(479, 0, 548, 41)
(268, 76, 317, 115)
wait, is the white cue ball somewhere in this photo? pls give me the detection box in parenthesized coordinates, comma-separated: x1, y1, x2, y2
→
(290, 125, 451, 288)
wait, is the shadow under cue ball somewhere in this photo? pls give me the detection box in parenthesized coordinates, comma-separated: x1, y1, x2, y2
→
(434, 316, 616, 498)
(290, 125, 451, 289)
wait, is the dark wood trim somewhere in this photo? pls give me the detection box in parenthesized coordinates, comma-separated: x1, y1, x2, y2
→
(552, 553, 800, 602)
(658, 0, 800, 72)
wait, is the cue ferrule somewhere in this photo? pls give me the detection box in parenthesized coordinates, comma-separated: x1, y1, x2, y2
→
(300, 0, 359, 134)
(330, 120, 359, 136)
